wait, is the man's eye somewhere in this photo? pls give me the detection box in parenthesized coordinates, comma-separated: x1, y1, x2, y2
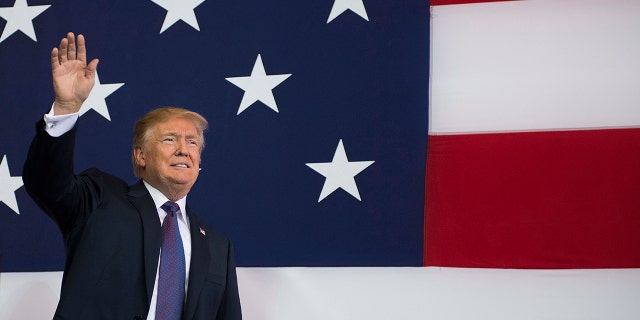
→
(187, 140, 198, 146)
(162, 137, 176, 144)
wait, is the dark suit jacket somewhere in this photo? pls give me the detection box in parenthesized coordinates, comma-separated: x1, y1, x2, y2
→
(23, 120, 242, 320)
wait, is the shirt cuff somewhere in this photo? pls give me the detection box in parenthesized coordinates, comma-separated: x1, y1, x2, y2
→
(43, 103, 79, 137)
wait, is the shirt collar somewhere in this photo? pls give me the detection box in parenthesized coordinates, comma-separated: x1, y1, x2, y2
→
(142, 180, 188, 221)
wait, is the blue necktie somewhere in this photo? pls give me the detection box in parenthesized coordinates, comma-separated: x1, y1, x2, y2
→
(156, 201, 186, 320)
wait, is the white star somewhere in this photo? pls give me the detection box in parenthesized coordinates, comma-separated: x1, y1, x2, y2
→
(79, 71, 124, 121)
(151, 0, 205, 33)
(0, 155, 24, 215)
(327, 0, 369, 23)
(226, 54, 292, 115)
(0, 0, 50, 43)
(306, 139, 374, 202)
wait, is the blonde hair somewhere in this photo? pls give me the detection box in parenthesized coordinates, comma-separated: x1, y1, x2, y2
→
(132, 107, 208, 177)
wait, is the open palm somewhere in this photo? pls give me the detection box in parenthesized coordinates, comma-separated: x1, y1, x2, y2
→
(51, 33, 99, 115)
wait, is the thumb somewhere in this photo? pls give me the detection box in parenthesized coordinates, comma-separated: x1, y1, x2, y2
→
(85, 58, 99, 79)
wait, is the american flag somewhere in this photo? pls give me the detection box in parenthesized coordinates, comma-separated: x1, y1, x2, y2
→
(1, 0, 639, 319)
(0, 0, 428, 270)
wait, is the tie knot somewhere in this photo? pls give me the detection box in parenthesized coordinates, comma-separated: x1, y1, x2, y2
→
(161, 201, 179, 217)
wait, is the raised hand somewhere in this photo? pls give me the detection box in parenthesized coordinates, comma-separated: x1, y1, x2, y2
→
(51, 32, 99, 115)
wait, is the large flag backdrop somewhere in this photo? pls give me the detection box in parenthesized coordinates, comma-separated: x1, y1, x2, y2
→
(1, 0, 639, 319)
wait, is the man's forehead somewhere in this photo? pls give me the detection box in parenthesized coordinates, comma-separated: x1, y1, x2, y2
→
(153, 119, 201, 135)
(158, 130, 199, 136)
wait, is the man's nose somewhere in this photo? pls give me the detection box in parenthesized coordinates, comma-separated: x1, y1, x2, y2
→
(174, 139, 190, 155)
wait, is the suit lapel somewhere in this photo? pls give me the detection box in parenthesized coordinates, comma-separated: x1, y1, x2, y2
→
(127, 180, 161, 306)
(184, 209, 210, 320)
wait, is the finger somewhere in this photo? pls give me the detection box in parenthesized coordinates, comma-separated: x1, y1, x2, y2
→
(51, 47, 60, 71)
(58, 37, 68, 64)
(68, 32, 77, 61)
(77, 34, 87, 64)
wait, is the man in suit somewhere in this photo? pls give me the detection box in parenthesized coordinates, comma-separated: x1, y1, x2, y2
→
(23, 32, 242, 320)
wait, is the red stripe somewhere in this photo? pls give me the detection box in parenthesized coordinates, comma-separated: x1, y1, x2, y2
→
(424, 128, 640, 268)
(431, 0, 515, 6)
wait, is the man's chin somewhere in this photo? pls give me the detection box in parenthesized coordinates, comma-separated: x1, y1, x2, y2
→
(167, 175, 197, 187)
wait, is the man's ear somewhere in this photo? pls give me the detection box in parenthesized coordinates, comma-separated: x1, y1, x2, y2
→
(133, 147, 146, 167)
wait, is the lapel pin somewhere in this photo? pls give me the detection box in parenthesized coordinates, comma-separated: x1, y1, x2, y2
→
(199, 227, 206, 236)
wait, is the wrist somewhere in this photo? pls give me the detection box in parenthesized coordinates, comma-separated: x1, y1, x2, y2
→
(53, 100, 82, 115)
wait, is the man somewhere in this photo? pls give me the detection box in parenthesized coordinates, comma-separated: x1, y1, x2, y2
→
(23, 32, 242, 320)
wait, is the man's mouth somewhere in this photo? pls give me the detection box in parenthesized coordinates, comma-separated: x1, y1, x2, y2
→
(171, 163, 189, 168)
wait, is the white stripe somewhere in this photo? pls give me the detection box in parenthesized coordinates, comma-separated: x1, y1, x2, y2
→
(2, 268, 639, 319)
(0, 271, 62, 319)
(430, 0, 640, 134)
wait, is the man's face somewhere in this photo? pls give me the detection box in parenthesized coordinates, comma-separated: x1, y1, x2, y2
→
(134, 117, 202, 198)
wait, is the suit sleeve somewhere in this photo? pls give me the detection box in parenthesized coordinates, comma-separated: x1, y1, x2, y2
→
(23, 119, 101, 234)
(217, 241, 243, 320)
